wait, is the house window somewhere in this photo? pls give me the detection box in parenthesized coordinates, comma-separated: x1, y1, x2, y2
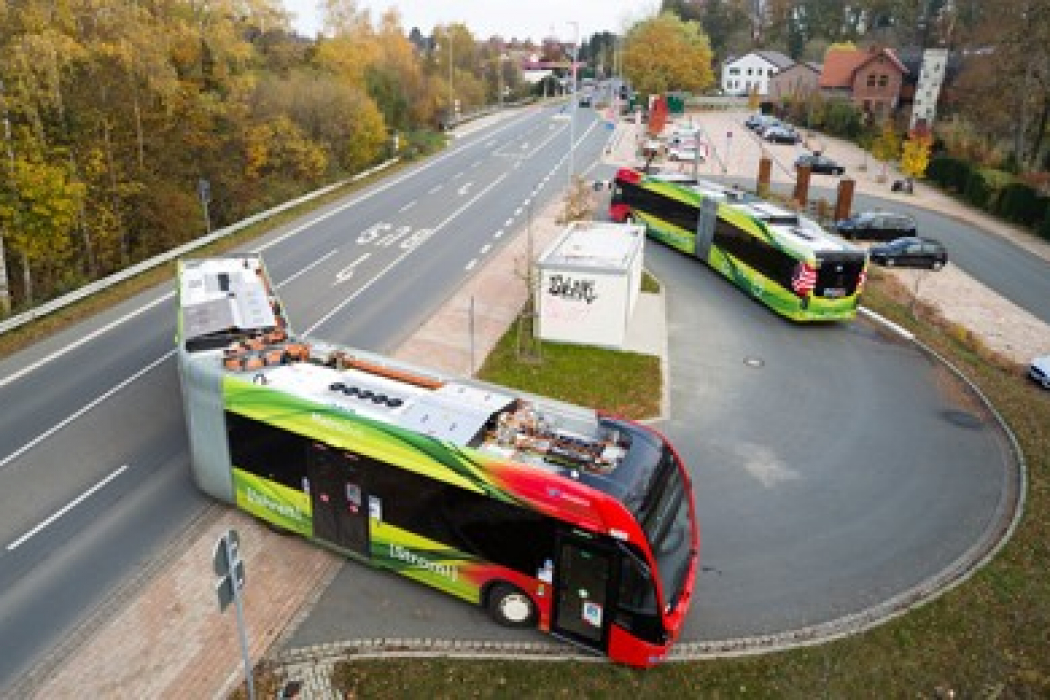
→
(747, 68, 752, 75)
(878, 74, 888, 87)
(867, 74, 876, 87)
(729, 67, 739, 75)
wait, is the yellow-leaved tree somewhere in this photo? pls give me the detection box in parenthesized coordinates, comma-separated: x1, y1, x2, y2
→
(870, 120, 901, 182)
(900, 131, 933, 188)
(622, 12, 714, 98)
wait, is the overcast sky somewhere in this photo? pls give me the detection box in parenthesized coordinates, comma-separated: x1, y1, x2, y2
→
(282, 0, 660, 42)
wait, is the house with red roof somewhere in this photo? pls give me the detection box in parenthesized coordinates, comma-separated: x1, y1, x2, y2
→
(818, 46, 908, 119)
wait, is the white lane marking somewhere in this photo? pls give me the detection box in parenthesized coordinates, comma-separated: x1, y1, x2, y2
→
(0, 353, 171, 470)
(465, 259, 477, 271)
(283, 250, 337, 287)
(429, 184, 443, 194)
(457, 182, 473, 196)
(480, 244, 491, 255)
(523, 198, 531, 207)
(505, 218, 513, 227)
(306, 171, 510, 334)
(334, 253, 372, 284)
(453, 171, 465, 179)
(378, 226, 413, 247)
(514, 206, 523, 216)
(7, 464, 130, 551)
(0, 292, 174, 390)
(494, 230, 504, 239)
(398, 200, 417, 212)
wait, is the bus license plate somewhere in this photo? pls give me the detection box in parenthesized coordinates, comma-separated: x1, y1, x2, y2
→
(824, 287, 845, 298)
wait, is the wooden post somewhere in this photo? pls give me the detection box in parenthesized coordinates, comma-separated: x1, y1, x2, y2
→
(793, 165, 811, 206)
(835, 178, 855, 223)
(757, 156, 772, 198)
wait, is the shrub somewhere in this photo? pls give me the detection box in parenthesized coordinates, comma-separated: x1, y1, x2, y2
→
(964, 169, 993, 209)
(996, 182, 1045, 226)
(1039, 207, 1050, 242)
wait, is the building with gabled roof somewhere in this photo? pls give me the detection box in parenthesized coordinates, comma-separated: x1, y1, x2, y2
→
(721, 50, 794, 97)
(769, 61, 822, 102)
(818, 46, 908, 118)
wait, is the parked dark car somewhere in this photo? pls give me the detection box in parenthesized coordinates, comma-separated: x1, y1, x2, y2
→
(764, 125, 801, 144)
(795, 153, 845, 175)
(868, 237, 947, 270)
(834, 211, 918, 241)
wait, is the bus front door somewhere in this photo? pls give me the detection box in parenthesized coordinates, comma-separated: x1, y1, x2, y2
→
(306, 443, 369, 557)
(694, 197, 717, 261)
(552, 534, 613, 653)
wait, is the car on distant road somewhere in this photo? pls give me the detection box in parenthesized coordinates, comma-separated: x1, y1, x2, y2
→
(834, 211, 918, 241)
(868, 236, 947, 270)
(1029, 355, 1050, 389)
(795, 153, 845, 175)
(763, 124, 801, 144)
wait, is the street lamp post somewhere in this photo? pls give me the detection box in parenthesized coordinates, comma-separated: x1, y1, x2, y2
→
(447, 31, 455, 125)
(567, 21, 579, 193)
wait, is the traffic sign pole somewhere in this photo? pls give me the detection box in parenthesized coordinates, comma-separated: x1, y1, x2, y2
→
(214, 529, 254, 700)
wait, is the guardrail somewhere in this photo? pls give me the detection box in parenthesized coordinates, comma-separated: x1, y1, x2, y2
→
(0, 158, 399, 337)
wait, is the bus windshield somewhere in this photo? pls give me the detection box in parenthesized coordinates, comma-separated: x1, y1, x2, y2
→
(638, 448, 693, 612)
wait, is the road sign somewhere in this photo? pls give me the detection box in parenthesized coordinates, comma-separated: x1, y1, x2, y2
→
(216, 560, 246, 613)
(213, 529, 241, 577)
(211, 528, 254, 699)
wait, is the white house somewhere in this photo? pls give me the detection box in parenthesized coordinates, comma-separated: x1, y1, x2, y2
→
(721, 50, 794, 96)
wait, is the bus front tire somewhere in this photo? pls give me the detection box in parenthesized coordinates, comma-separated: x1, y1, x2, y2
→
(487, 583, 537, 628)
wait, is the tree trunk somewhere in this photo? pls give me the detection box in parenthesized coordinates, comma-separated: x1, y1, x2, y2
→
(21, 251, 33, 308)
(1027, 92, 1050, 168)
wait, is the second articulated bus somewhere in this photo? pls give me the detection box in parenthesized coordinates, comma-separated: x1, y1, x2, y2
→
(610, 167, 868, 322)
(176, 255, 699, 667)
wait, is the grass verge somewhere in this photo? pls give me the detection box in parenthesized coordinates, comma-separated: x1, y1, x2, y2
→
(287, 273, 1049, 699)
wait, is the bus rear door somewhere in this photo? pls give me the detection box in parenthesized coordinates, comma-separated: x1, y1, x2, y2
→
(552, 532, 615, 653)
(307, 443, 369, 557)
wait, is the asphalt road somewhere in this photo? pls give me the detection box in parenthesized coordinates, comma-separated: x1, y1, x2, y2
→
(0, 103, 608, 690)
(0, 103, 1030, 687)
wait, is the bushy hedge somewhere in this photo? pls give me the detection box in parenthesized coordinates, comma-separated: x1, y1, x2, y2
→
(926, 156, 972, 193)
(995, 182, 1049, 228)
(964, 169, 994, 209)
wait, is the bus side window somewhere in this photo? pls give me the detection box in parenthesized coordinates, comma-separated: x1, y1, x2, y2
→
(618, 547, 658, 615)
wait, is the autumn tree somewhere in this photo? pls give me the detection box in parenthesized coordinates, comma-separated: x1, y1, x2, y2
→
(953, 0, 1050, 168)
(870, 119, 901, 182)
(900, 130, 933, 187)
(622, 12, 715, 98)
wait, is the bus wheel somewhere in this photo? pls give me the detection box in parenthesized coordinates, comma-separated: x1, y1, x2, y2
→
(488, 583, 537, 628)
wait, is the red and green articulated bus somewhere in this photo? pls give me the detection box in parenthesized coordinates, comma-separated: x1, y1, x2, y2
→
(176, 255, 699, 667)
(611, 168, 868, 322)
